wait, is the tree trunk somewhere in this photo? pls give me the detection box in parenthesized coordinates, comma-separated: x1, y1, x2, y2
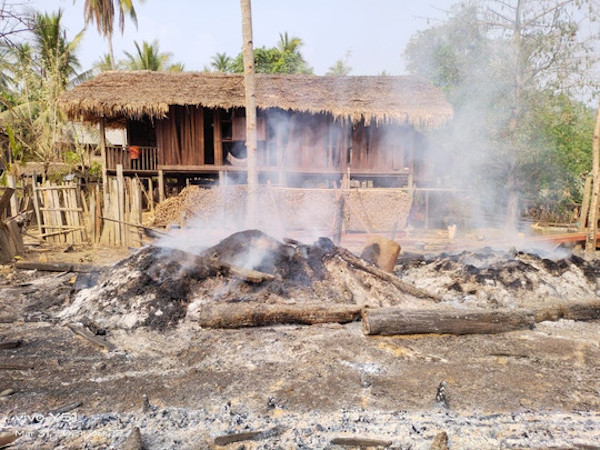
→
(107, 32, 115, 70)
(361, 307, 536, 336)
(240, 0, 258, 227)
(585, 98, 600, 258)
(197, 303, 362, 329)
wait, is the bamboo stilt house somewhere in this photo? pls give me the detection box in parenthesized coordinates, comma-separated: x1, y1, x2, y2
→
(59, 71, 452, 189)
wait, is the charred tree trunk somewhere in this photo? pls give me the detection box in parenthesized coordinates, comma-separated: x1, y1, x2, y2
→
(240, 0, 258, 227)
(197, 303, 361, 329)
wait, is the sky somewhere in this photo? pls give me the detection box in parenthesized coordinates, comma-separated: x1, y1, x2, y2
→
(19, 0, 457, 75)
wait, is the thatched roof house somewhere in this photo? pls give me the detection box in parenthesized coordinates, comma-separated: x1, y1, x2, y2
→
(60, 71, 452, 130)
(59, 71, 452, 190)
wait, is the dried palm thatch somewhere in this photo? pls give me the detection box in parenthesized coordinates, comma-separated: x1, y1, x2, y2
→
(59, 71, 452, 130)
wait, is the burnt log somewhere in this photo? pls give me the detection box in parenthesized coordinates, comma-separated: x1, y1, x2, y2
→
(330, 437, 393, 447)
(335, 248, 440, 301)
(532, 300, 600, 322)
(16, 261, 104, 273)
(197, 303, 361, 329)
(362, 307, 536, 336)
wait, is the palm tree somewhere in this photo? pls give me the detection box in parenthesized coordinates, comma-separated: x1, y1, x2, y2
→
(123, 40, 181, 71)
(277, 32, 303, 55)
(210, 52, 231, 72)
(326, 59, 352, 76)
(1, 10, 86, 175)
(240, 0, 258, 226)
(80, 0, 142, 69)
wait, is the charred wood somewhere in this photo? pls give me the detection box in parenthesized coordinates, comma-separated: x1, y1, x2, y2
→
(0, 339, 23, 350)
(15, 261, 104, 273)
(197, 303, 361, 329)
(66, 324, 115, 351)
(48, 401, 82, 415)
(335, 248, 440, 301)
(330, 436, 393, 447)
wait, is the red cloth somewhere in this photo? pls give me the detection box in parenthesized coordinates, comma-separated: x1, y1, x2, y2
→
(129, 145, 140, 159)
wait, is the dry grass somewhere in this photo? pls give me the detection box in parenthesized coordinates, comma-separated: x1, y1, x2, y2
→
(59, 71, 453, 130)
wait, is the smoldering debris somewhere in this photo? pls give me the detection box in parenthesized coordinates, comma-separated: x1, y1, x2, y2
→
(60, 230, 600, 333)
(60, 230, 434, 331)
(396, 247, 600, 309)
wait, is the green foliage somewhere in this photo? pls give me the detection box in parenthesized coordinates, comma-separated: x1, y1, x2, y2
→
(122, 39, 183, 71)
(404, 0, 599, 218)
(227, 32, 313, 75)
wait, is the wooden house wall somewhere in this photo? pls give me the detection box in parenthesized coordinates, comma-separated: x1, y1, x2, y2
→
(156, 105, 205, 166)
(350, 121, 412, 171)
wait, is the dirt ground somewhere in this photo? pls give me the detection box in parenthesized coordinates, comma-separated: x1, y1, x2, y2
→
(1, 240, 600, 449)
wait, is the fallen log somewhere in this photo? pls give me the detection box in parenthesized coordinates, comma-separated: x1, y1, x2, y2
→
(197, 303, 362, 329)
(330, 437, 393, 448)
(214, 426, 284, 446)
(0, 339, 23, 350)
(0, 362, 34, 370)
(335, 248, 441, 301)
(15, 261, 104, 273)
(362, 307, 536, 336)
(532, 300, 600, 322)
(48, 401, 82, 415)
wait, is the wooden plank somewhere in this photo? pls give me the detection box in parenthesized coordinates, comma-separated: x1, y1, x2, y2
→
(0, 188, 15, 218)
(361, 307, 536, 336)
(6, 219, 24, 255)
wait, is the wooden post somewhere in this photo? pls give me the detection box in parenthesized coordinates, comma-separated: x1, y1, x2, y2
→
(116, 165, 125, 246)
(579, 175, 593, 231)
(585, 98, 600, 257)
(31, 173, 43, 239)
(158, 169, 165, 203)
(148, 177, 154, 213)
(6, 174, 18, 217)
(99, 118, 108, 207)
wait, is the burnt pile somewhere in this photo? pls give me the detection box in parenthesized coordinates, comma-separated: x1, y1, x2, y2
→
(60, 230, 434, 331)
(396, 247, 600, 309)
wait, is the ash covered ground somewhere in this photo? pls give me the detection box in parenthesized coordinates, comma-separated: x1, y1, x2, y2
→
(1, 232, 600, 449)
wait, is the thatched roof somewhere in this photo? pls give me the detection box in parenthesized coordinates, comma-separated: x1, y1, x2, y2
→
(59, 71, 453, 130)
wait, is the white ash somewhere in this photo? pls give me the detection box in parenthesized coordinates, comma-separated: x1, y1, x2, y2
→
(3, 407, 599, 449)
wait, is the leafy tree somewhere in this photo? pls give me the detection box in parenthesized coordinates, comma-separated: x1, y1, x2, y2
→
(79, 0, 143, 69)
(326, 51, 352, 76)
(123, 39, 183, 71)
(0, 10, 86, 176)
(229, 32, 313, 74)
(405, 0, 600, 228)
(209, 52, 232, 73)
